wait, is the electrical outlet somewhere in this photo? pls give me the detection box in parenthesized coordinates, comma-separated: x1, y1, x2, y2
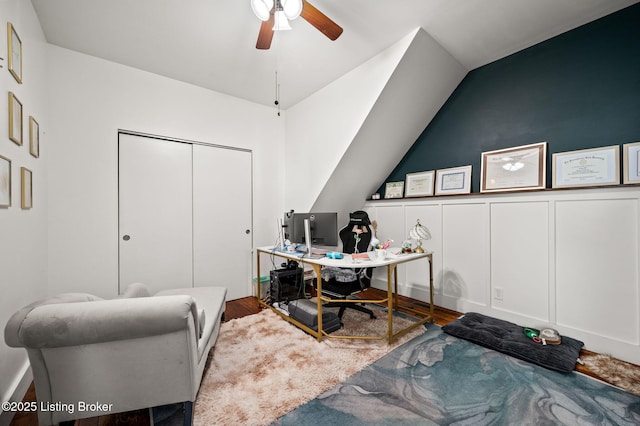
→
(494, 287, 504, 301)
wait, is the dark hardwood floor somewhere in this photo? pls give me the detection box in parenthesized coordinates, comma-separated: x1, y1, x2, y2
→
(9, 289, 634, 425)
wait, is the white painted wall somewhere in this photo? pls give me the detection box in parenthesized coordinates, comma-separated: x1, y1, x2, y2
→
(45, 46, 286, 299)
(0, 1, 49, 418)
(366, 186, 640, 365)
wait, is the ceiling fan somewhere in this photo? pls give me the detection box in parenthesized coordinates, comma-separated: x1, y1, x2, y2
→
(251, 0, 343, 50)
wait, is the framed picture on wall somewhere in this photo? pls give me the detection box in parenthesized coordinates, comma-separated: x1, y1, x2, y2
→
(435, 165, 472, 195)
(0, 155, 11, 207)
(7, 22, 22, 84)
(384, 181, 404, 199)
(405, 171, 435, 197)
(21, 167, 32, 209)
(8, 92, 23, 145)
(552, 145, 620, 188)
(481, 142, 547, 193)
(623, 142, 640, 185)
(29, 117, 40, 158)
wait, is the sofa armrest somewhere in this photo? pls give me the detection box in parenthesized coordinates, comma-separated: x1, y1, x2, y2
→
(4, 293, 103, 348)
(15, 295, 200, 348)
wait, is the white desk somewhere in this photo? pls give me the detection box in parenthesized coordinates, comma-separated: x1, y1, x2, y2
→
(256, 247, 434, 343)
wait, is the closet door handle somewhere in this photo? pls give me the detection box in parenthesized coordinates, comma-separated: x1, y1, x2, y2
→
(245, 229, 251, 235)
(123, 235, 131, 241)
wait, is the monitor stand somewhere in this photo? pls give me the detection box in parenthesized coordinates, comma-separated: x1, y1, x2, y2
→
(304, 219, 312, 256)
(303, 219, 329, 258)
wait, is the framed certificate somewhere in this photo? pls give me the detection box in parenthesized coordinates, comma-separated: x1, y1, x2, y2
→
(435, 165, 472, 195)
(623, 142, 640, 185)
(405, 171, 434, 197)
(384, 181, 404, 199)
(552, 145, 620, 188)
(481, 142, 547, 193)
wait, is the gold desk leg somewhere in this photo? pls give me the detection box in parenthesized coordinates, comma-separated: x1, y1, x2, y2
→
(393, 266, 399, 309)
(312, 263, 324, 342)
(387, 264, 395, 344)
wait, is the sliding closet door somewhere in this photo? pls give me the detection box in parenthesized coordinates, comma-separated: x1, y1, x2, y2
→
(118, 134, 193, 293)
(193, 145, 252, 300)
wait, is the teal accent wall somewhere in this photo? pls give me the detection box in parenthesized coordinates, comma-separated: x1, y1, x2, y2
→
(379, 3, 640, 195)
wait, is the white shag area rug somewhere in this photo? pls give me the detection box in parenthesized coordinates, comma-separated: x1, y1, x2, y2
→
(194, 307, 425, 425)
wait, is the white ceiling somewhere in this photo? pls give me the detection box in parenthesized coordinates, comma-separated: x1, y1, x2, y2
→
(31, 0, 638, 109)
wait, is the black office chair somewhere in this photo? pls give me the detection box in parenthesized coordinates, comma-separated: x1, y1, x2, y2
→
(320, 211, 376, 321)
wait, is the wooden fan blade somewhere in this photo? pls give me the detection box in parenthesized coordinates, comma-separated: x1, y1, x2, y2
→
(256, 14, 275, 49)
(300, 0, 343, 41)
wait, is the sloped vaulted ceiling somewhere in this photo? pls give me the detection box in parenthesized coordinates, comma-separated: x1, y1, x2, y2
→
(285, 29, 467, 225)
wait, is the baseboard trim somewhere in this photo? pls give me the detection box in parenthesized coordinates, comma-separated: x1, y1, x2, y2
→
(0, 361, 32, 426)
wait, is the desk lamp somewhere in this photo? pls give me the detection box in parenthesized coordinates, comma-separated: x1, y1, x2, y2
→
(409, 219, 431, 253)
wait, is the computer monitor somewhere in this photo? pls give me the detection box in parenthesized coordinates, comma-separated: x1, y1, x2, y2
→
(283, 212, 338, 247)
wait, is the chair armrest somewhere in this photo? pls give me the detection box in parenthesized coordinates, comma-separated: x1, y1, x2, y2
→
(15, 295, 199, 348)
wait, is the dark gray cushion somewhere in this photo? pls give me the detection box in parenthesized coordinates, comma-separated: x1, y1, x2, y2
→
(442, 312, 584, 373)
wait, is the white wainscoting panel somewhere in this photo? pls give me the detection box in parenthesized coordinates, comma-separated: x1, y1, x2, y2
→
(490, 201, 550, 321)
(442, 203, 490, 310)
(555, 198, 639, 346)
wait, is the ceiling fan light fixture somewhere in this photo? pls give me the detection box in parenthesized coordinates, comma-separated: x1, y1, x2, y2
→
(251, 0, 274, 21)
(273, 10, 292, 31)
(281, 0, 303, 20)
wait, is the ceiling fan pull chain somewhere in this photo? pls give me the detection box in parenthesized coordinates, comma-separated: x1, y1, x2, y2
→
(275, 71, 281, 116)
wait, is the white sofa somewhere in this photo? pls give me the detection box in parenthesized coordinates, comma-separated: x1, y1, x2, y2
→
(4, 283, 226, 425)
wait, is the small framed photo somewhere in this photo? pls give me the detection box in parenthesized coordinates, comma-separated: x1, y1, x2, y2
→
(8, 92, 23, 145)
(7, 22, 22, 84)
(21, 167, 32, 209)
(435, 165, 472, 195)
(623, 142, 640, 185)
(384, 181, 404, 199)
(0, 155, 11, 207)
(29, 117, 40, 158)
(481, 142, 547, 193)
(405, 171, 435, 197)
(552, 145, 620, 188)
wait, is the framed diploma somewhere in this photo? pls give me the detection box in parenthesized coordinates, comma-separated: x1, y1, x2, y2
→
(384, 181, 404, 199)
(623, 142, 640, 185)
(552, 145, 620, 188)
(0, 155, 11, 207)
(8, 92, 23, 145)
(405, 171, 434, 197)
(435, 165, 472, 195)
(7, 22, 22, 84)
(481, 142, 547, 193)
(21, 167, 32, 209)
